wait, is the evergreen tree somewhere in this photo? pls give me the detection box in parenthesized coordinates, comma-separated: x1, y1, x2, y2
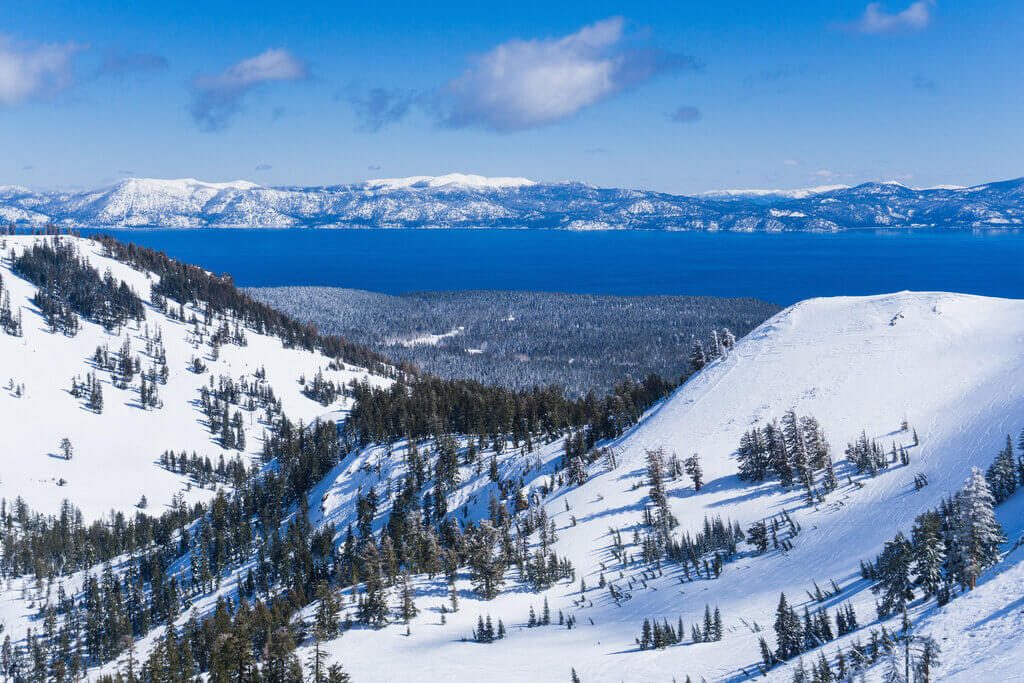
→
(910, 512, 946, 597)
(953, 468, 1005, 589)
(985, 436, 1017, 503)
(874, 533, 915, 617)
(773, 593, 802, 661)
(685, 453, 704, 491)
(467, 521, 505, 600)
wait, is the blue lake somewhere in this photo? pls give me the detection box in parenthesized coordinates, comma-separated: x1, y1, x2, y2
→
(86, 228, 1024, 306)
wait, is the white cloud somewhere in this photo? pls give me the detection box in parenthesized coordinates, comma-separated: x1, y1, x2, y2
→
(847, 1, 934, 34)
(441, 17, 699, 131)
(190, 48, 308, 131)
(0, 35, 84, 106)
(783, 159, 802, 166)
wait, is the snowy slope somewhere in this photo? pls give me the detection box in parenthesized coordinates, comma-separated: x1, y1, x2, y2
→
(308, 292, 1024, 682)
(2, 237, 1023, 682)
(0, 235, 389, 519)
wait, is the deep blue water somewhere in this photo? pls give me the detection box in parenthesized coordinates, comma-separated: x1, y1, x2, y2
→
(84, 228, 1024, 306)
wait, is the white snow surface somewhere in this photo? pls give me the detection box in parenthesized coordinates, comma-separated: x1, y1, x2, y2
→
(2, 238, 1024, 682)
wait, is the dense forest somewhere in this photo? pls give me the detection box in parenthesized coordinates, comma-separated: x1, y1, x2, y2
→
(249, 287, 779, 395)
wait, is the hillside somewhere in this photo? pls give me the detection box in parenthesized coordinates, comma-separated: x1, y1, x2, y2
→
(306, 291, 1024, 681)
(0, 234, 391, 518)
(2, 174, 1023, 230)
(0, 236, 1022, 682)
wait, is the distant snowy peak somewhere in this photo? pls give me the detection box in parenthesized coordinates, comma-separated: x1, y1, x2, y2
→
(701, 184, 849, 201)
(363, 173, 537, 191)
(2, 175, 1023, 230)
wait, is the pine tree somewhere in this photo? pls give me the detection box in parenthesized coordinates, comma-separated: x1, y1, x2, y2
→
(467, 521, 505, 600)
(703, 604, 714, 642)
(689, 341, 707, 372)
(315, 582, 340, 639)
(645, 447, 675, 542)
(399, 572, 418, 622)
(913, 636, 941, 682)
(910, 512, 946, 597)
(985, 435, 1017, 503)
(873, 532, 914, 617)
(685, 453, 704, 491)
(954, 468, 1005, 589)
(774, 593, 802, 661)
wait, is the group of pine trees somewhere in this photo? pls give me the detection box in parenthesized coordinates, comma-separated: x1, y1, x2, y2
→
(94, 234, 392, 373)
(301, 368, 346, 406)
(198, 371, 281, 451)
(765, 593, 854, 666)
(345, 372, 676, 453)
(844, 430, 910, 477)
(158, 449, 250, 489)
(13, 238, 145, 335)
(637, 604, 723, 651)
(781, 611, 940, 683)
(0, 270, 24, 336)
(688, 327, 737, 372)
(867, 460, 1009, 617)
(736, 411, 837, 502)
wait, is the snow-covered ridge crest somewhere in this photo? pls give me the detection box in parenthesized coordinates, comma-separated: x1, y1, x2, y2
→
(700, 184, 850, 200)
(363, 173, 537, 191)
(3, 174, 1023, 229)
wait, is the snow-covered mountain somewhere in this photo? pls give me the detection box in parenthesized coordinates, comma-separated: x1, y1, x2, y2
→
(4, 175, 1024, 230)
(1, 234, 1023, 681)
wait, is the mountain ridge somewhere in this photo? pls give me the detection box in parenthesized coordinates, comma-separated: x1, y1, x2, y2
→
(4, 174, 1024, 230)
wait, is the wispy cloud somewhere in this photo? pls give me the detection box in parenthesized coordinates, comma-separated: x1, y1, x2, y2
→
(912, 73, 938, 91)
(439, 17, 700, 131)
(190, 48, 308, 131)
(255, 163, 272, 171)
(668, 105, 701, 123)
(342, 85, 418, 132)
(98, 51, 167, 77)
(0, 35, 84, 106)
(843, 1, 934, 34)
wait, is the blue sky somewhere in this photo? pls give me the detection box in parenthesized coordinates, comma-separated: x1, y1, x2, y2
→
(1, 1, 1020, 193)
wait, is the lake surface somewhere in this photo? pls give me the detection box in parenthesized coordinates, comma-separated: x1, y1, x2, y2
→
(84, 228, 1024, 305)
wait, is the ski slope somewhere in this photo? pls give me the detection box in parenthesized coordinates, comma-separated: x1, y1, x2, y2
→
(0, 235, 389, 519)
(312, 292, 1024, 682)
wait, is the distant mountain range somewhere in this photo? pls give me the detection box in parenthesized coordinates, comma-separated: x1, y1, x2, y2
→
(2, 173, 1023, 230)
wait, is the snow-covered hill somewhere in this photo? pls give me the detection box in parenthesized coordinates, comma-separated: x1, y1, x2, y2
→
(1, 236, 1022, 682)
(3, 175, 1024, 230)
(302, 291, 1024, 682)
(0, 234, 390, 518)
